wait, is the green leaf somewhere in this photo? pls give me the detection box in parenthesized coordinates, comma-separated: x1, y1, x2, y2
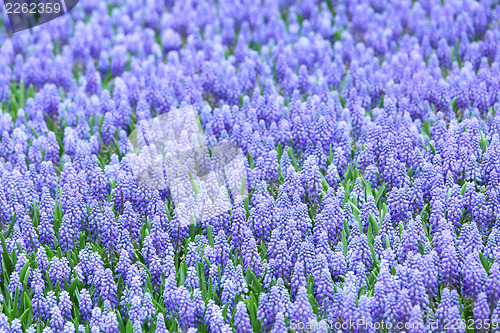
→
(13, 285, 19, 318)
(341, 227, 348, 256)
(19, 308, 30, 328)
(451, 96, 457, 112)
(23, 291, 32, 309)
(479, 252, 491, 273)
(429, 141, 436, 154)
(460, 182, 467, 196)
(424, 119, 431, 138)
(480, 131, 488, 154)
(374, 183, 386, 207)
(222, 302, 230, 319)
(407, 166, 413, 178)
(250, 271, 262, 293)
(126, 320, 134, 333)
(207, 225, 214, 247)
(369, 213, 379, 235)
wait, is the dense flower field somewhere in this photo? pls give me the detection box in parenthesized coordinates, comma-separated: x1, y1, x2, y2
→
(1, 0, 500, 331)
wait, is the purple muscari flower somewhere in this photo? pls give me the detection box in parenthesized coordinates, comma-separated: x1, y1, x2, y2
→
(299, 241, 316, 276)
(438, 233, 460, 286)
(407, 305, 425, 333)
(272, 311, 287, 333)
(397, 216, 426, 262)
(141, 235, 157, 269)
(234, 301, 252, 333)
(292, 286, 315, 326)
(318, 200, 343, 243)
(59, 290, 72, 320)
(154, 313, 168, 333)
(357, 294, 372, 327)
(0, 313, 8, 331)
(101, 312, 120, 333)
(93, 267, 118, 307)
(493, 303, 500, 333)
(221, 279, 238, 318)
(39, 210, 55, 248)
(249, 198, 273, 242)
(135, 92, 151, 122)
(178, 286, 195, 330)
(457, 222, 484, 267)
(192, 288, 205, 325)
(85, 61, 102, 96)
(90, 167, 109, 204)
(289, 230, 303, 264)
(50, 305, 65, 332)
(116, 229, 134, 259)
(291, 261, 306, 299)
(116, 249, 132, 281)
(90, 306, 102, 332)
(397, 288, 413, 324)
(301, 155, 321, 204)
(48, 257, 71, 289)
(111, 46, 127, 77)
(313, 266, 335, 311)
(343, 286, 358, 330)
(98, 206, 120, 255)
(63, 322, 76, 333)
(436, 288, 460, 327)
(486, 261, 500, 308)
(20, 215, 39, 253)
(116, 99, 132, 129)
(163, 273, 179, 317)
(148, 254, 166, 289)
(461, 251, 487, 299)
(387, 185, 410, 222)
(474, 292, 490, 326)
(10, 319, 21, 333)
(76, 248, 103, 287)
(169, 213, 189, 252)
(185, 242, 200, 268)
(128, 295, 143, 325)
(241, 228, 263, 277)
(214, 229, 230, 269)
(161, 29, 182, 53)
(273, 239, 292, 283)
(474, 81, 491, 117)
(101, 112, 116, 145)
(142, 292, 155, 327)
(360, 195, 378, 232)
(258, 283, 291, 331)
(230, 204, 247, 253)
(262, 259, 276, 291)
(409, 270, 429, 310)
(150, 215, 173, 258)
(45, 290, 57, 316)
(79, 289, 92, 324)
(60, 214, 76, 254)
(185, 266, 199, 291)
(33, 286, 46, 322)
(347, 234, 372, 271)
(382, 292, 399, 327)
(370, 266, 397, 322)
